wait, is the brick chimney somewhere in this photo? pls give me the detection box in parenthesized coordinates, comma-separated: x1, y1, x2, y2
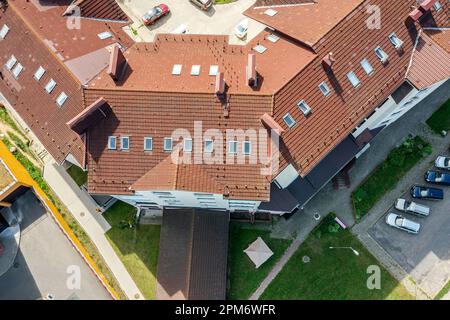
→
(107, 44, 128, 82)
(215, 72, 225, 95)
(260, 113, 284, 135)
(419, 0, 436, 12)
(322, 52, 335, 72)
(246, 53, 257, 87)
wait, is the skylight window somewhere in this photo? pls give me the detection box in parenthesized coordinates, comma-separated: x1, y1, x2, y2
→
(164, 138, 173, 151)
(184, 138, 192, 152)
(97, 31, 112, 40)
(209, 65, 219, 76)
(318, 82, 331, 97)
(12, 63, 23, 79)
(347, 71, 361, 88)
(191, 65, 201, 76)
(283, 113, 296, 128)
(264, 9, 278, 17)
(121, 136, 130, 150)
(45, 79, 56, 94)
(56, 92, 68, 107)
(266, 34, 280, 43)
(297, 100, 312, 116)
(34, 66, 46, 81)
(360, 59, 374, 75)
(204, 139, 214, 153)
(5, 55, 16, 70)
(243, 141, 251, 155)
(228, 141, 238, 154)
(0, 24, 9, 39)
(253, 44, 267, 54)
(388, 33, 403, 49)
(108, 136, 117, 150)
(374, 46, 389, 63)
(144, 137, 153, 151)
(172, 64, 182, 75)
(433, 1, 442, 11)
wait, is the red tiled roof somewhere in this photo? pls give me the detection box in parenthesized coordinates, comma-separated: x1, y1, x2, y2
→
(69, 0, 129, 22)
(406, 31, 450, 89)
(253, 0, 315, 7)
(424, 28, 450, 54)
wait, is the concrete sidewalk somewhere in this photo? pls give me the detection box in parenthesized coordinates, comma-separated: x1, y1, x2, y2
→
(43, 162, 144, 300)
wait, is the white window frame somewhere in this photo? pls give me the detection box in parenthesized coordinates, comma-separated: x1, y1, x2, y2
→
(297, 100, 312, 116)
(360, 59, 374, 75)
(228, 141, 238, 154)
(388, 33, 403, 49)
(433, 1, 442, 11)
(34, 66, 46, 81)
(204, 139, 214, 153)
(347, 71, 361, 88)
(191, 65, 200, 76)
(172, 64, 182, 75)
(283, 113, 296, 128)
(243, 141, 251, 155)
(183, 138, 192, 152)
(56, 92, 68, 107)
(5, 55, 16, 70)
(108, 136, 117, 150)
(144, 137, 153, 151)
(318, 82, 331, 97)
(374, 46, 389, 63)
(209, 65, 219, 76)
(45, 79, 56, 94)
(12, 63, 23, 79)
(0, 24, 10, 39)
(120, 136, 130, 150)
(164, 137, 173, 151)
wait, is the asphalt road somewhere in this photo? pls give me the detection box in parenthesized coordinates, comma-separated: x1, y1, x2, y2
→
(0, 191, 112, 300)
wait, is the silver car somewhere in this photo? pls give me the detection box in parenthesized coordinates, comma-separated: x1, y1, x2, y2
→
(435, 156, 450, 171)
(386, 213, 420, 234)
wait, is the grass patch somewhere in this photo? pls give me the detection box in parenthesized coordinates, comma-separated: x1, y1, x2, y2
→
(352, 136, 432, 221)
(104, 201, 161, 300)
(66, 165, 87, 187)
(1, 138, 126, 299)
(214, 0, 236, 4)
(227, 222, 292, 300)
(435, 280, 450, 300)
(426, 99, 450, 135)
(0, 106, 24, 138)
(260, 215, 413, 300)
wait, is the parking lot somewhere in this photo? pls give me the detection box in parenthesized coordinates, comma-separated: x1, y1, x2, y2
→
(368, 156, 450, 298)
(119, 0, 266, 43)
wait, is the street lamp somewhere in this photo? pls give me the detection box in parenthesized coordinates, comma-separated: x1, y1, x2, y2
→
(329, 246, 360, 256)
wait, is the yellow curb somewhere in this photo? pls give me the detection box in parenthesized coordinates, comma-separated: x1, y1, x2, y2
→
(0, 140, 120, 299)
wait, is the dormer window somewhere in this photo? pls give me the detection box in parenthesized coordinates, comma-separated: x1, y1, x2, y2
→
(243, 141, 251, 155)
(34, 66, 46, 81)
(164, 137, 173, 151)
(204, 139, 214, 153)
(120, 136, 130, 150)
(388, 33, 403, 49)
(297, 100, 312, 116)
(360, 59, 374, 75)
(347, 71, 361, 88)
(144, 137, 153, 151)
(283, 113, 296, 128)
(318, 82, 331, 97)
(108, 136, 117, 150)
(228, 141, 238, 154)
(0, 24, 9, 39)
(374, 46, 389, 63)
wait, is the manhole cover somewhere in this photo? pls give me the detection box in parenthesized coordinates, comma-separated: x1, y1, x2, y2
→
(302, 256, 310, 263)
(313, 213, 321, 221)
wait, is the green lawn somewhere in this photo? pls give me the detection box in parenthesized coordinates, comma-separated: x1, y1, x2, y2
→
(426, 99, 450, 135)
(227, 222, 292, 300)
(352, 136, 432, 221)
(215, 0, 236, 4)
(66, 165, 87, 187)
(260, 216, 413, 300)
(103, 201, 161, 300)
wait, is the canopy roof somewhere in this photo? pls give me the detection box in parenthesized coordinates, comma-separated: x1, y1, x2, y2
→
(244, 236, 274, 268)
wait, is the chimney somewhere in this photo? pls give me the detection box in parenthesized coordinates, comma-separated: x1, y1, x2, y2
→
(215, 72, 225, 95)
(260, 113, 284, 135)
(322, 52, 335, 72)
(246, 53, 257, 87)
(419, 0, 436, 12)
(406, 8, 423, 30)
(107, 44, 128, 82)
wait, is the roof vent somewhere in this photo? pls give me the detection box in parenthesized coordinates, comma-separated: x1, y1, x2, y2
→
(215, 72, 225, 95)
(246, 53, 257, 88)
(419, 0, 436, 12)
(107, 44, 128, 82)
(322, 52, 335, 72)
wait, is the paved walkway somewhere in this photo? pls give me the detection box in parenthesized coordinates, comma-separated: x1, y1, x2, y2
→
(250, 79, 450, 299)
(43, 162, 144, 300)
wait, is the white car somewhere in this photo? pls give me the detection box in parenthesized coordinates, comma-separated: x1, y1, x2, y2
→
(234, 18, 248, 39)
(395, 198, 430, 217)
(386, 213, 420, 234)
(435, 156, 450, 170)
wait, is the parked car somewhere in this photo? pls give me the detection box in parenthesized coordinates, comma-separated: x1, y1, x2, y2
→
(190, 0, 212, 10)
(142, 4, 169, 26)
(234, 18, 249, 39)
(424, 170, 450, 186)
(435, 156, 450, 171)
(385, 213, 420, 234)
(410, 185, 444, 200)
(395, 198, 430, 217)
